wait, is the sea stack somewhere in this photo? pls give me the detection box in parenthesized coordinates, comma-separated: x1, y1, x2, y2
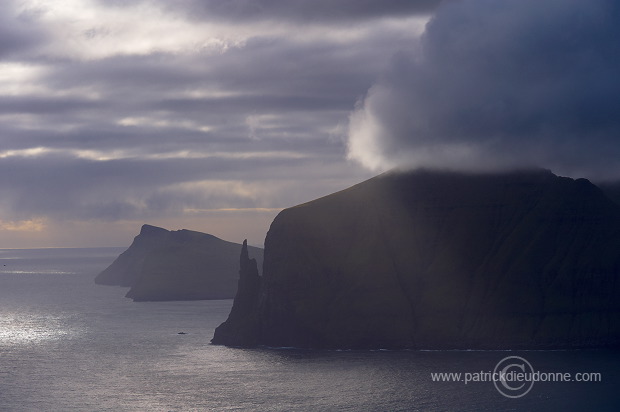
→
(212, 240, 261, 346)
(212, 169, 620, 349)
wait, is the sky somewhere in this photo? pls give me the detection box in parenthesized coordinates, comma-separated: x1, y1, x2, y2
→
(1, 0, 618, 248)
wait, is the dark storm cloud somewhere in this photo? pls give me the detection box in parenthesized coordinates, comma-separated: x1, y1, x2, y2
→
(348, 0, 620, 179)
(101, 0, 442, 23)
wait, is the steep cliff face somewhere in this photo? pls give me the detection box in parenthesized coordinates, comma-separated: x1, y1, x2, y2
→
(95, 224, 263, 301)
(213, 169, 620, 349)
(598, 181, 620, 206)
(95, 224, 169, 287)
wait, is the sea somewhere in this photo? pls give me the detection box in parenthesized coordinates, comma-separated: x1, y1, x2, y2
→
(0, 247, 618, 411)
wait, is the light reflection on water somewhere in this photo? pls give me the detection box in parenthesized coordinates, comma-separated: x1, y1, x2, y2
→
(0, 312, 79, 344)
(0, 270, 76, 275)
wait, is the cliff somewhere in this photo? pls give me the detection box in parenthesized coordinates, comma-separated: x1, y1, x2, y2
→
(95, 224, 263, 301)
(598, 182, 620, 206)
(212, 169, 620, 349)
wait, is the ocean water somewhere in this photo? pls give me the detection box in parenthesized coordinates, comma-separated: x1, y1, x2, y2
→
(0, 248, 619, 411)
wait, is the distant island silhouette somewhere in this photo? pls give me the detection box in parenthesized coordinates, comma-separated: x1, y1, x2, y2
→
(95, 224, 263, 301)
(213, 169, 620, 349)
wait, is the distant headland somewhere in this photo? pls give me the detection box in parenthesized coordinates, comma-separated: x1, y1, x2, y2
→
(95, 224, 263, 301)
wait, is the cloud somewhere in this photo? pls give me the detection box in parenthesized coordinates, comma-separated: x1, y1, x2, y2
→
(0, 0, 430, 246)
(347, 0, 620, 180)
(0, 218, 45, 232)
(0, 1, 47, 58)
(100, 0, 443, 24)
(10, 0, 244, 60)
(0, 149, 368, 223)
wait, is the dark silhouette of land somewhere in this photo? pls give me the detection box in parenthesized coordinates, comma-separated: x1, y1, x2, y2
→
(212, 240, 261, 347)
(598, 182, 620, 206)
(95, 224, 263, 301)
(213, 169, 620, 349)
